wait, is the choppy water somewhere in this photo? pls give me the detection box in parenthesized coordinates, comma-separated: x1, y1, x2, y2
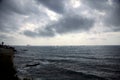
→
(14, 46, 120, 80)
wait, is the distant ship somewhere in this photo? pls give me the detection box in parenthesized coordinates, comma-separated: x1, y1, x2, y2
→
(26, 44, 30, 46)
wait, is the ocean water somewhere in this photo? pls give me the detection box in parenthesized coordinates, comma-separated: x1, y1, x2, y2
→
(14, 46, 120, 80)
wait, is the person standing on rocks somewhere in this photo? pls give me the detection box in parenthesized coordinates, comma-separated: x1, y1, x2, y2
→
(2, 42, 4, 46)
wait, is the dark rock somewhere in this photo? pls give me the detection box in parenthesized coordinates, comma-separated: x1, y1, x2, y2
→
(26, 63, 40, 67)
(0, 47, 19, 80)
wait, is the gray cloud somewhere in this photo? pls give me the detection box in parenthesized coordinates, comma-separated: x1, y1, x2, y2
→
(0, 0, 40, 15)
(104, 0, 120, 30)
(0, 0, 120, 39)
(81, 0, 120, 31)
(36, 0, 66, 14)
(52, 15, 94, 34)
(0, 0, 26, 32)
(23, 14, 94, 37)
(0, 34, 13, 39)
(0, 0, 46, 33)
(81, 0, 109, 10)
(24, 27, 55, 37)
(0, 34, 14, 44)
(0, 0, 2, 3)
(0, 11, 25, 33)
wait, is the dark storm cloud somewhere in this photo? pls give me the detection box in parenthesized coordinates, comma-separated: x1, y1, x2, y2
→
(0, 0, 41, 33)
(24, 27, 55, 37)
(23, 14, 94, 37)
(0, 0, 2, 3)
(0, 0, 24, 32)
(0, 12, 22, 32)
(0, 0, 120, 39)
(81, 0, 120, 31)
(104, 0, 120, 30)
(24, 30, 38, 37)
(0, 0, 39, 15)
(51, 15, 94, 34)
(36, 0, 65, 14)
(81, 0, 109, 10)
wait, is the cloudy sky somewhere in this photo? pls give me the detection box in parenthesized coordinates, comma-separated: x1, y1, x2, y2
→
(0, 0, 120, 45)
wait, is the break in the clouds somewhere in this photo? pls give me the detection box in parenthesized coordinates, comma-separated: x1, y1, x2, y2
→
(0, 0, 120, 45)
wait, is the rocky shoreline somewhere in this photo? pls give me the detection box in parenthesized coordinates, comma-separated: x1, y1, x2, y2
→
(0, 45, 19, 80)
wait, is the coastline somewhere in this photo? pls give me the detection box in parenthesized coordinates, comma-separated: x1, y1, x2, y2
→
(0, 45, 19, 80)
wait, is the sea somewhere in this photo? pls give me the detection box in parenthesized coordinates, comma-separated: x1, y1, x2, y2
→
(14, 46, 120, 80)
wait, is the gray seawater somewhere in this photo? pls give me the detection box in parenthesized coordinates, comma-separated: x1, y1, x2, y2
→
(14, 46, 120, 80)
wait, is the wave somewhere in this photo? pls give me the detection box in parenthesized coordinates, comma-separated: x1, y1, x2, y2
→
(26, 62, 108, 80)
(59, 68, 119, 80)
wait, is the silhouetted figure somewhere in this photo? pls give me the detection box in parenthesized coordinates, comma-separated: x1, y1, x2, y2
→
(2, 42, 4, 45)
